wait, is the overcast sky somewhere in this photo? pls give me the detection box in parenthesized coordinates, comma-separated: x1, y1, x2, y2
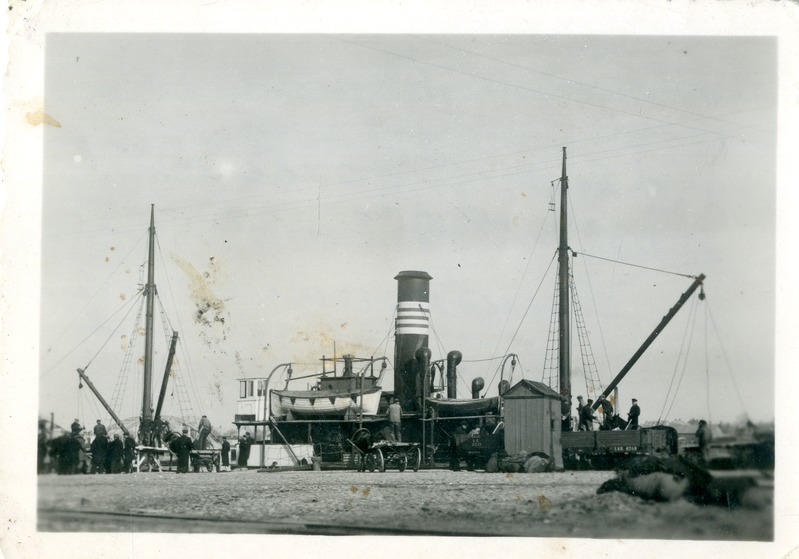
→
(38, 33, 776, 427)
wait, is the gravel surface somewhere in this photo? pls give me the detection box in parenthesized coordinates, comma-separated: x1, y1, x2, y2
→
(37, 468, 773, 540)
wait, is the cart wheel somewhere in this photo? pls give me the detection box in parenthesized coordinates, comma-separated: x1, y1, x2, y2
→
(375, 448, 385, 472)
(407, 446, 421, 472)
(365, 452, 376, 472)
(397, 452, 408, 472)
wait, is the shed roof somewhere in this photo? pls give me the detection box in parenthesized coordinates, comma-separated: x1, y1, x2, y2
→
(503, 379, 562, 400)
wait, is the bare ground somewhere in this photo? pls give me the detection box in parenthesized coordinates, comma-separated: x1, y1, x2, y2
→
(37, 468, 773, 540)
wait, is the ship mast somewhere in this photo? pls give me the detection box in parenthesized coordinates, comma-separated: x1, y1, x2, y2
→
(558, 147, 571, 397)
(142, 204, 156, 422)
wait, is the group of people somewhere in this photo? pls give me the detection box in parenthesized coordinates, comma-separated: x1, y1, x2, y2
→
(560, 395, 641, 432)
(39, 419, 138, 475)
(38, 415, 232, 475)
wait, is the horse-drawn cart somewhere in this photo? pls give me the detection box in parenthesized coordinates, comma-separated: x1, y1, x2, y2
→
(349, 428, 421, 472)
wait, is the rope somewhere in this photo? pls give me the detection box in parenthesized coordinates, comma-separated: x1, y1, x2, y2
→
(483, 199, 554, 386)
(569, 193, 614, 383)
(484, 250, 558, 391)
(82, 291, 145, 371)
(706, 303, 749, 419)
(661, 297, 699, 422)
(571, 251, 698, 280)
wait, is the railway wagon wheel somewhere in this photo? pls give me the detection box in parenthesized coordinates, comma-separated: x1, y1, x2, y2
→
(397, 452, 408, 472)
(365, 452, 377, 472)
(407, 446, 421, 472)
(375, 448, 386, 472)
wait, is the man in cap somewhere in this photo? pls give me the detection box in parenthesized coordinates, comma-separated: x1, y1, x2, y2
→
(174, 427, 194, 474)
(580, 399, 596, 431)
(576, 396, 586, 431)
(70, 418, 83, 436)
(93, 419, 107, 438)
(388, 397, 402, 442)
(628, 398, 641, 430)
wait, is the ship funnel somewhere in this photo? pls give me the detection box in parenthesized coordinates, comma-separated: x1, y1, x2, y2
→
(446, 350, 462, 399)
(394, 271, 432, 411)
(471, 377, 485, 399)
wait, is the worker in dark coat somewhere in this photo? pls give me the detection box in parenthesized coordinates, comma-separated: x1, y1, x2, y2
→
(695, 420, 713, 463)
(580, 399, 596, 431)
(90, 433, 108, 473)
(108, 434, 124, 473)
(628, 398, 641, 430)
(70, 418, 83, 436)
(123, 433, 136, 473)
(174, 428, 194, 474)
(237, 432, 253, 468)
(597, 398, 614, 430)
(576, 396, 586, 431)
(221, 437, 231, 472)
(93, 420, 107, 438)
(560, 391, 572, 432)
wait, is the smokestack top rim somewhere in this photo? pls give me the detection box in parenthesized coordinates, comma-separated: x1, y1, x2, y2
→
(394, 270, 433, 280)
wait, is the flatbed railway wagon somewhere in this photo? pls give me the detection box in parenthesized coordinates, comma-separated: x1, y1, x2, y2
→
(561, 425, 679, 469)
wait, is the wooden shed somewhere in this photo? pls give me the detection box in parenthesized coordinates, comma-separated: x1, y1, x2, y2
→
(502, 380, 564, 470)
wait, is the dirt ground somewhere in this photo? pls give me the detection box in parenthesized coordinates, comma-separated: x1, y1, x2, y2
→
(36, 467, 773, 540)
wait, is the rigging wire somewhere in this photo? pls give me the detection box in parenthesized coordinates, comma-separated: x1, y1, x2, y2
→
(573, 251, 698, 280)
(155, 233, 205, 418)
(568, 192, 614, 385)
(483, 250, 559, 392)
(370, 305, 397, 365)
(656, 295, 698, 424)
(81, 291, 146, 371)
(42, 288, 145, 378)
(704, 300, 712, 423)
(44, 229, 148, 356)
(705, 302, 750, 419)
(75, 133, 727, 239)
(662, 297, 699, 422)
(419, 36, 768, 136)
(483, 195, 554, 385)
(333, 36, 741, 142)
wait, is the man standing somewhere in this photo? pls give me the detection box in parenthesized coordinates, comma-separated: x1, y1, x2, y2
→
(695, 419, 713, 463)
(71, 418, 83, 436)
(90, 433, 108, 473)
(93, 420, 107, 438)
(576, 396, 586, 431)
(388, 398, 402, 442)
(108, 434, 124, 474)
(580, 399, 596, 431)
(175, 427, 194, 474)
(560, 390, 572, 432)
(221, 437, 231, 472)
(237, 432, 252, 469)
(628, 398, 641, 430)
(197, 415, 213, 450)
(123, 433, 136, 473)
(597, 397, 614, 430)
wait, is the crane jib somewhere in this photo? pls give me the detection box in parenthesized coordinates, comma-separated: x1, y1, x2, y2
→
(592, 273, 706, 410)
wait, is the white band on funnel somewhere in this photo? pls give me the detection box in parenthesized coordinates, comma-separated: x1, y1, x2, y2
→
(396, 301, 430, 335)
